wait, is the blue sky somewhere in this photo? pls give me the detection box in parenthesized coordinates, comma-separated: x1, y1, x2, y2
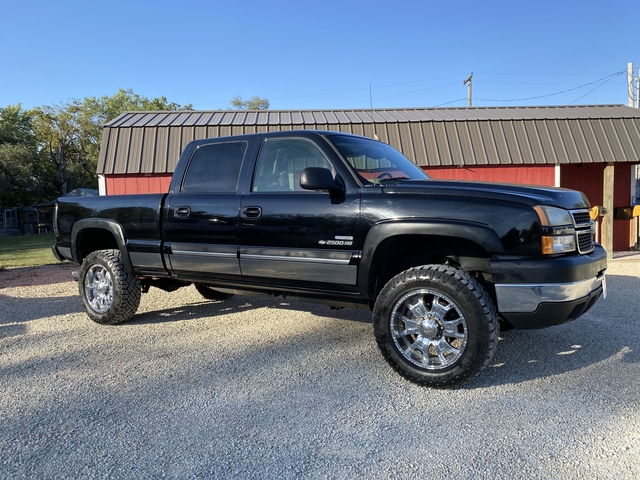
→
(2, 0, 639, 111)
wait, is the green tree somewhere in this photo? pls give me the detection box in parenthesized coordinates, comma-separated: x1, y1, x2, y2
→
(0, 144, 41, 207)
(31, 103, 91, 196)
(1, 90, 193, 205)
(78, 88, 193, 162)
(0, 104, 36, 146)
(31, 89, 193, 198)
(0, 105, 43, 207)
(230, 95, 270, 110)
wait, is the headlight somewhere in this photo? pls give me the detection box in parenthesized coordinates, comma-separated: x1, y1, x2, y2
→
(533, 205, 576, 254)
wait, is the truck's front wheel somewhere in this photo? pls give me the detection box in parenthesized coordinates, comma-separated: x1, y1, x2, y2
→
(373, 265, 498, 388)
(79, 249, 141, 325)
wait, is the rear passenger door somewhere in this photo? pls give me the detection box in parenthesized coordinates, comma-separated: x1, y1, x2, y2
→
(239, 136, 361, 292)
(164, 140, 246, 280)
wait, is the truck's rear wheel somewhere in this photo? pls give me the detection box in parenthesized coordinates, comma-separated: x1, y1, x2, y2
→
(373, 265, 498, 388)
(79, 249, 141, 325)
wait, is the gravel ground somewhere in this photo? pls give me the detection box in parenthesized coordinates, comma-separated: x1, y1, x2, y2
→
(0, 261, 638, 479)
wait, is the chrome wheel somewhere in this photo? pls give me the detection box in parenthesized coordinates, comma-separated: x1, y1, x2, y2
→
(390, 288, 468, 370)
(84, 264, 114, 314)
(374, 265, 497, 388)
(78, 250, 141, 324)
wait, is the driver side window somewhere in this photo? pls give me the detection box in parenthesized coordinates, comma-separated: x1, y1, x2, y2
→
(252, 138, 332, 192)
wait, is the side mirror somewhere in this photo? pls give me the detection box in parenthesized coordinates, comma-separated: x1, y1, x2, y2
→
(300, 167, 345, 198)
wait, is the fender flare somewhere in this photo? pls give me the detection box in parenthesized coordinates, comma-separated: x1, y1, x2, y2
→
(357, 219, 505, 297)
(71, 218, 134, 275)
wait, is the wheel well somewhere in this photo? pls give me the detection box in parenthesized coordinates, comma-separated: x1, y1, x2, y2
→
(369, 235, 492, 297)
(75, 228, 119, 264)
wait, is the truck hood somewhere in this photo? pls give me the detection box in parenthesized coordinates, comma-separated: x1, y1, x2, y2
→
(384, 179, 591, 210)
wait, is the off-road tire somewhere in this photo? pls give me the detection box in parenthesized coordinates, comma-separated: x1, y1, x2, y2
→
(78, 249, 141, 325)
(194, 283, 234, 301)
(373, 264, 498, 389)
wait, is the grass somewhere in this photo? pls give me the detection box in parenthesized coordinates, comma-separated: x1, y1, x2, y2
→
(0, 233, 65, 269)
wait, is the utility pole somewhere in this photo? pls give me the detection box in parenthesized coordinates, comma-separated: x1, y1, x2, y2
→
(463, 73, 473, 107)
(629, 63, 635, 107)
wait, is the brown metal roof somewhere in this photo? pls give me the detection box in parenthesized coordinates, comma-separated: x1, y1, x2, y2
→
(98, 105, 640, 174)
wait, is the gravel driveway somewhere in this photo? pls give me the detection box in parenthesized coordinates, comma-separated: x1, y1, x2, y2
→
(1, 261, 638, 479)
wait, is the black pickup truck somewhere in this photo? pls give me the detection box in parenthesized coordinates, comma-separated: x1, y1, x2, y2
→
(52, 130, 607, 388)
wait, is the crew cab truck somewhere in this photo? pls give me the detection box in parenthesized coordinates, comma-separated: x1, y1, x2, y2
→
(52, 130, 607, 388)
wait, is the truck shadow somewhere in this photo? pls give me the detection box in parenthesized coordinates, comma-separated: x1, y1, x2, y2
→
(473, 326, 638, 388)
(130, 293, 373, 326)
(0, 264, 75, 288)
(128, 274, 639, 388)
(0, 292, 81, 338)
(470, 272, 640, 388)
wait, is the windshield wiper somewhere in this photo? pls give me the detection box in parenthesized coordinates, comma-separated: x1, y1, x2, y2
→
(377, 176, 411, 185)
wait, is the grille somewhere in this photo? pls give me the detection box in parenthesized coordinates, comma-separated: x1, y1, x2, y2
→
(571, 210, 591, 227)
(577, 231, 594, 254)
(570, 209, 594, 254)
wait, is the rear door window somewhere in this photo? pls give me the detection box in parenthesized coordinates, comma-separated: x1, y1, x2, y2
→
(181, 142, 247, 193)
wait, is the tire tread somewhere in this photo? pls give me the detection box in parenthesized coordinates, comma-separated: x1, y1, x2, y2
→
(79, 249, 141, 325)
(373, 264, 498, 389)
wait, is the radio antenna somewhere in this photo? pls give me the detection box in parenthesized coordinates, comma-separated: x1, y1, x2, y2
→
(368, 85, 379, 139)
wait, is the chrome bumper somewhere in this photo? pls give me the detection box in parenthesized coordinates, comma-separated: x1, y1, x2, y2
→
(495, 271, 606, 314)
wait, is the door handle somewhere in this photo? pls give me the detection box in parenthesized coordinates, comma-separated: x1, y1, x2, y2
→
(174, 207, 191, 218)
(241, 206, 262, 219)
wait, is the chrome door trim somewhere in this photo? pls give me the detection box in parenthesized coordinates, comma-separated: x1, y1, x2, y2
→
(239, 247, 354, 263)
(169, 243, 237, 257)
(239, 247, 358, 285)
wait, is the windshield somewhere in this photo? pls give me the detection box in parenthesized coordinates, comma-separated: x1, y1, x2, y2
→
(326, 134, 430, 185)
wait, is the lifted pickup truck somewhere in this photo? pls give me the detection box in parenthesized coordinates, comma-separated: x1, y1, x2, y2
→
(52, 130, 607, 388)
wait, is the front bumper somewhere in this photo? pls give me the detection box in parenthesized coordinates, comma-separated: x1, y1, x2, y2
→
(491, 245, 607, 329)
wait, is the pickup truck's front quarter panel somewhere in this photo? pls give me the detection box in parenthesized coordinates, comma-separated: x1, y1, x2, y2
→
(357, 190, 544, 298)
(358, 219, 501, 297)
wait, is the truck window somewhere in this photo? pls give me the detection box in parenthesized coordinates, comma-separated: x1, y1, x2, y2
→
(252, 138, 332, 192)
(181, 142, 247, 193)
(326, 134, 430, 185)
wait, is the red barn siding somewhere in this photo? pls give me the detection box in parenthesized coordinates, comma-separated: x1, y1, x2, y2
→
(424, 165, 555, 186)
(560, 164, 634, 251)
(559, 164, 603, 206)
(613, 165, 632, 251)
(105, 174, 172, 195)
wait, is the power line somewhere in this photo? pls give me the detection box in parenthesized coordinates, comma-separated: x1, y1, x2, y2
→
(190, 68, 635, 109)
(570, 74, 619, 104)
(475, 70, 625, 103)
(333, 81, 463, 109)
(474, 70, 631, 76)
(432, 98, 467, 107)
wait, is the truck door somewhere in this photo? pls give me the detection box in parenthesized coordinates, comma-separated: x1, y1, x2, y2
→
(239, 136, 361, 292)
(164, 140, 246, 280)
